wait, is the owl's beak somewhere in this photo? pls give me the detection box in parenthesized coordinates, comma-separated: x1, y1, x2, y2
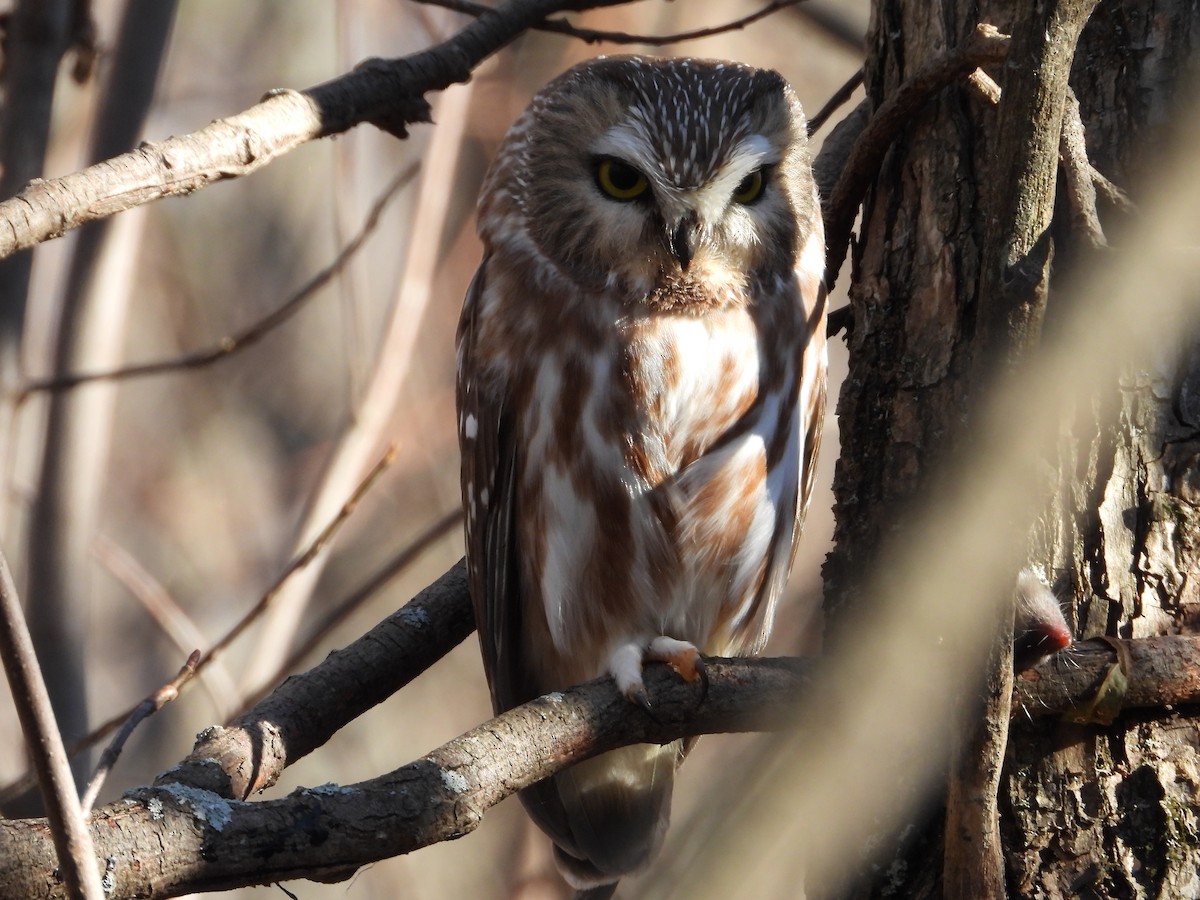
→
(667, 213, 700, 271)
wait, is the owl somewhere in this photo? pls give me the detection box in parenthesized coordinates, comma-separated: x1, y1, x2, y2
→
(456, 56, 826, 897)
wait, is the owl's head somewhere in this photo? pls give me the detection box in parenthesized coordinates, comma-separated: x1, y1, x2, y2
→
(480, 56, 820, 304)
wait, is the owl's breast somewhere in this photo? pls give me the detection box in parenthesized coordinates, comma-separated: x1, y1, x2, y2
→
(620, 307, 764, 480)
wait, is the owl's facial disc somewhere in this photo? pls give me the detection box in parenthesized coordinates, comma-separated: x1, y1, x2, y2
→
(591, 123, 779, 274)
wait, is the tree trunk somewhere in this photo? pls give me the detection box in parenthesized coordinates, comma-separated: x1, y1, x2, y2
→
(828, 0, 1200, 896)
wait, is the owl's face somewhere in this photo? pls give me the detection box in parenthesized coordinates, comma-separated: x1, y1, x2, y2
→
(485, 56, 819, 302)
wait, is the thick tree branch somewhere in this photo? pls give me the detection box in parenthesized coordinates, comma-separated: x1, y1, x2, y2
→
(0, 0, 633, 260)
(0, 550, 1196, 900)
(0, 657, 812, 899)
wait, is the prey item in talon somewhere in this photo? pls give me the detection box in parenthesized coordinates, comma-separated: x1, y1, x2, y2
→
(457, 55, 827, 895)
(1014, 569, 1073, 672)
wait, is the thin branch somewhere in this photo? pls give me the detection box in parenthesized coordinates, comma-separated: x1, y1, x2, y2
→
(0, 0, 637, 260)
(79, 650, 200, 813)
(808, 68, 863, 135)
(818, 23, 1012, 290)
(237, 509, 463, 717)
(93, 536, 241, 719)
(164, 559, 476, 799)
(200, 445, 398, 671)
(411, 0, 807, 46)
(14, 162, 419, 402)
(2, 445, 399, 807)
(0, 549, 104, 899)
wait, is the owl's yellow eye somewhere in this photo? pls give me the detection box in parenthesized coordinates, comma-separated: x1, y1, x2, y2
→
(732, 168, 766, 204)
(596, 159, 649, 201)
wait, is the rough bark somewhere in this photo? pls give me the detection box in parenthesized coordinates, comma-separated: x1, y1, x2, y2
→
(830, 0, 1200, 897)
(1007, 5, 1200, 898)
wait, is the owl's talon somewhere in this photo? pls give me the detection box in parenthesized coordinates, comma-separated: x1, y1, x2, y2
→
(627, 682, 653, 712)
(646, 635, 703, 683)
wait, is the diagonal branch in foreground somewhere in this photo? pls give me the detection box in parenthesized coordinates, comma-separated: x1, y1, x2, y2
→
(0, 0, 634, 260)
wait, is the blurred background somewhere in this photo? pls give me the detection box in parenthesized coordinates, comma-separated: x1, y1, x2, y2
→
(0, 1, 867, 896)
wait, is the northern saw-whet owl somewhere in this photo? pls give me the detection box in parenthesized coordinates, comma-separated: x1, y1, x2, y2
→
(456, 56, 827, 897)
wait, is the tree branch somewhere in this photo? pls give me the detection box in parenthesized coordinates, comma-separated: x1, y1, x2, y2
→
(0, 549, 1196, 899)
(0, 549, 104, 898)
(816, 23, 1012, 290)
(0, 656, 812, 899)
(412, 0, 808, 46)
(0, 0, 633, 261)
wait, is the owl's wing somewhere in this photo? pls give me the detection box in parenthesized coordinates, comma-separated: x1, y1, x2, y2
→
(723, 269, 828, 655)
(456, 260, 523, 710)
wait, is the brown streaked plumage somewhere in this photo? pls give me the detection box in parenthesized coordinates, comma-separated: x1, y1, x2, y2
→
(456, 55, 826, 896)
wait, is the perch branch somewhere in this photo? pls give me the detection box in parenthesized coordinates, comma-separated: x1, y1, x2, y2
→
(0, 551, 1197, 900)
(0, 656, 811, 899)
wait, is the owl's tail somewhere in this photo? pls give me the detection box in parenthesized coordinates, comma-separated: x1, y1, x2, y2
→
(522, 741, 679, 892)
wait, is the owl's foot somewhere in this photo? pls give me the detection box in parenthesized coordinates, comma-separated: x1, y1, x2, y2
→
(607, 637, 706, 709)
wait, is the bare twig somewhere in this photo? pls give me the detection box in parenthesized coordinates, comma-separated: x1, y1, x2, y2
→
(93, 536, 241, 718)
(79, 651, 200, 813)
(14, 162, 419, 402)
(819, 23, 1012, 290)
(1, 444, 399, 806)
(411, 0, 807, 46)
(808, 68, 863, 135)
(202, 445, 398, 672)
(0, 549, 104, 898)
(238, 509, 463, 716)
